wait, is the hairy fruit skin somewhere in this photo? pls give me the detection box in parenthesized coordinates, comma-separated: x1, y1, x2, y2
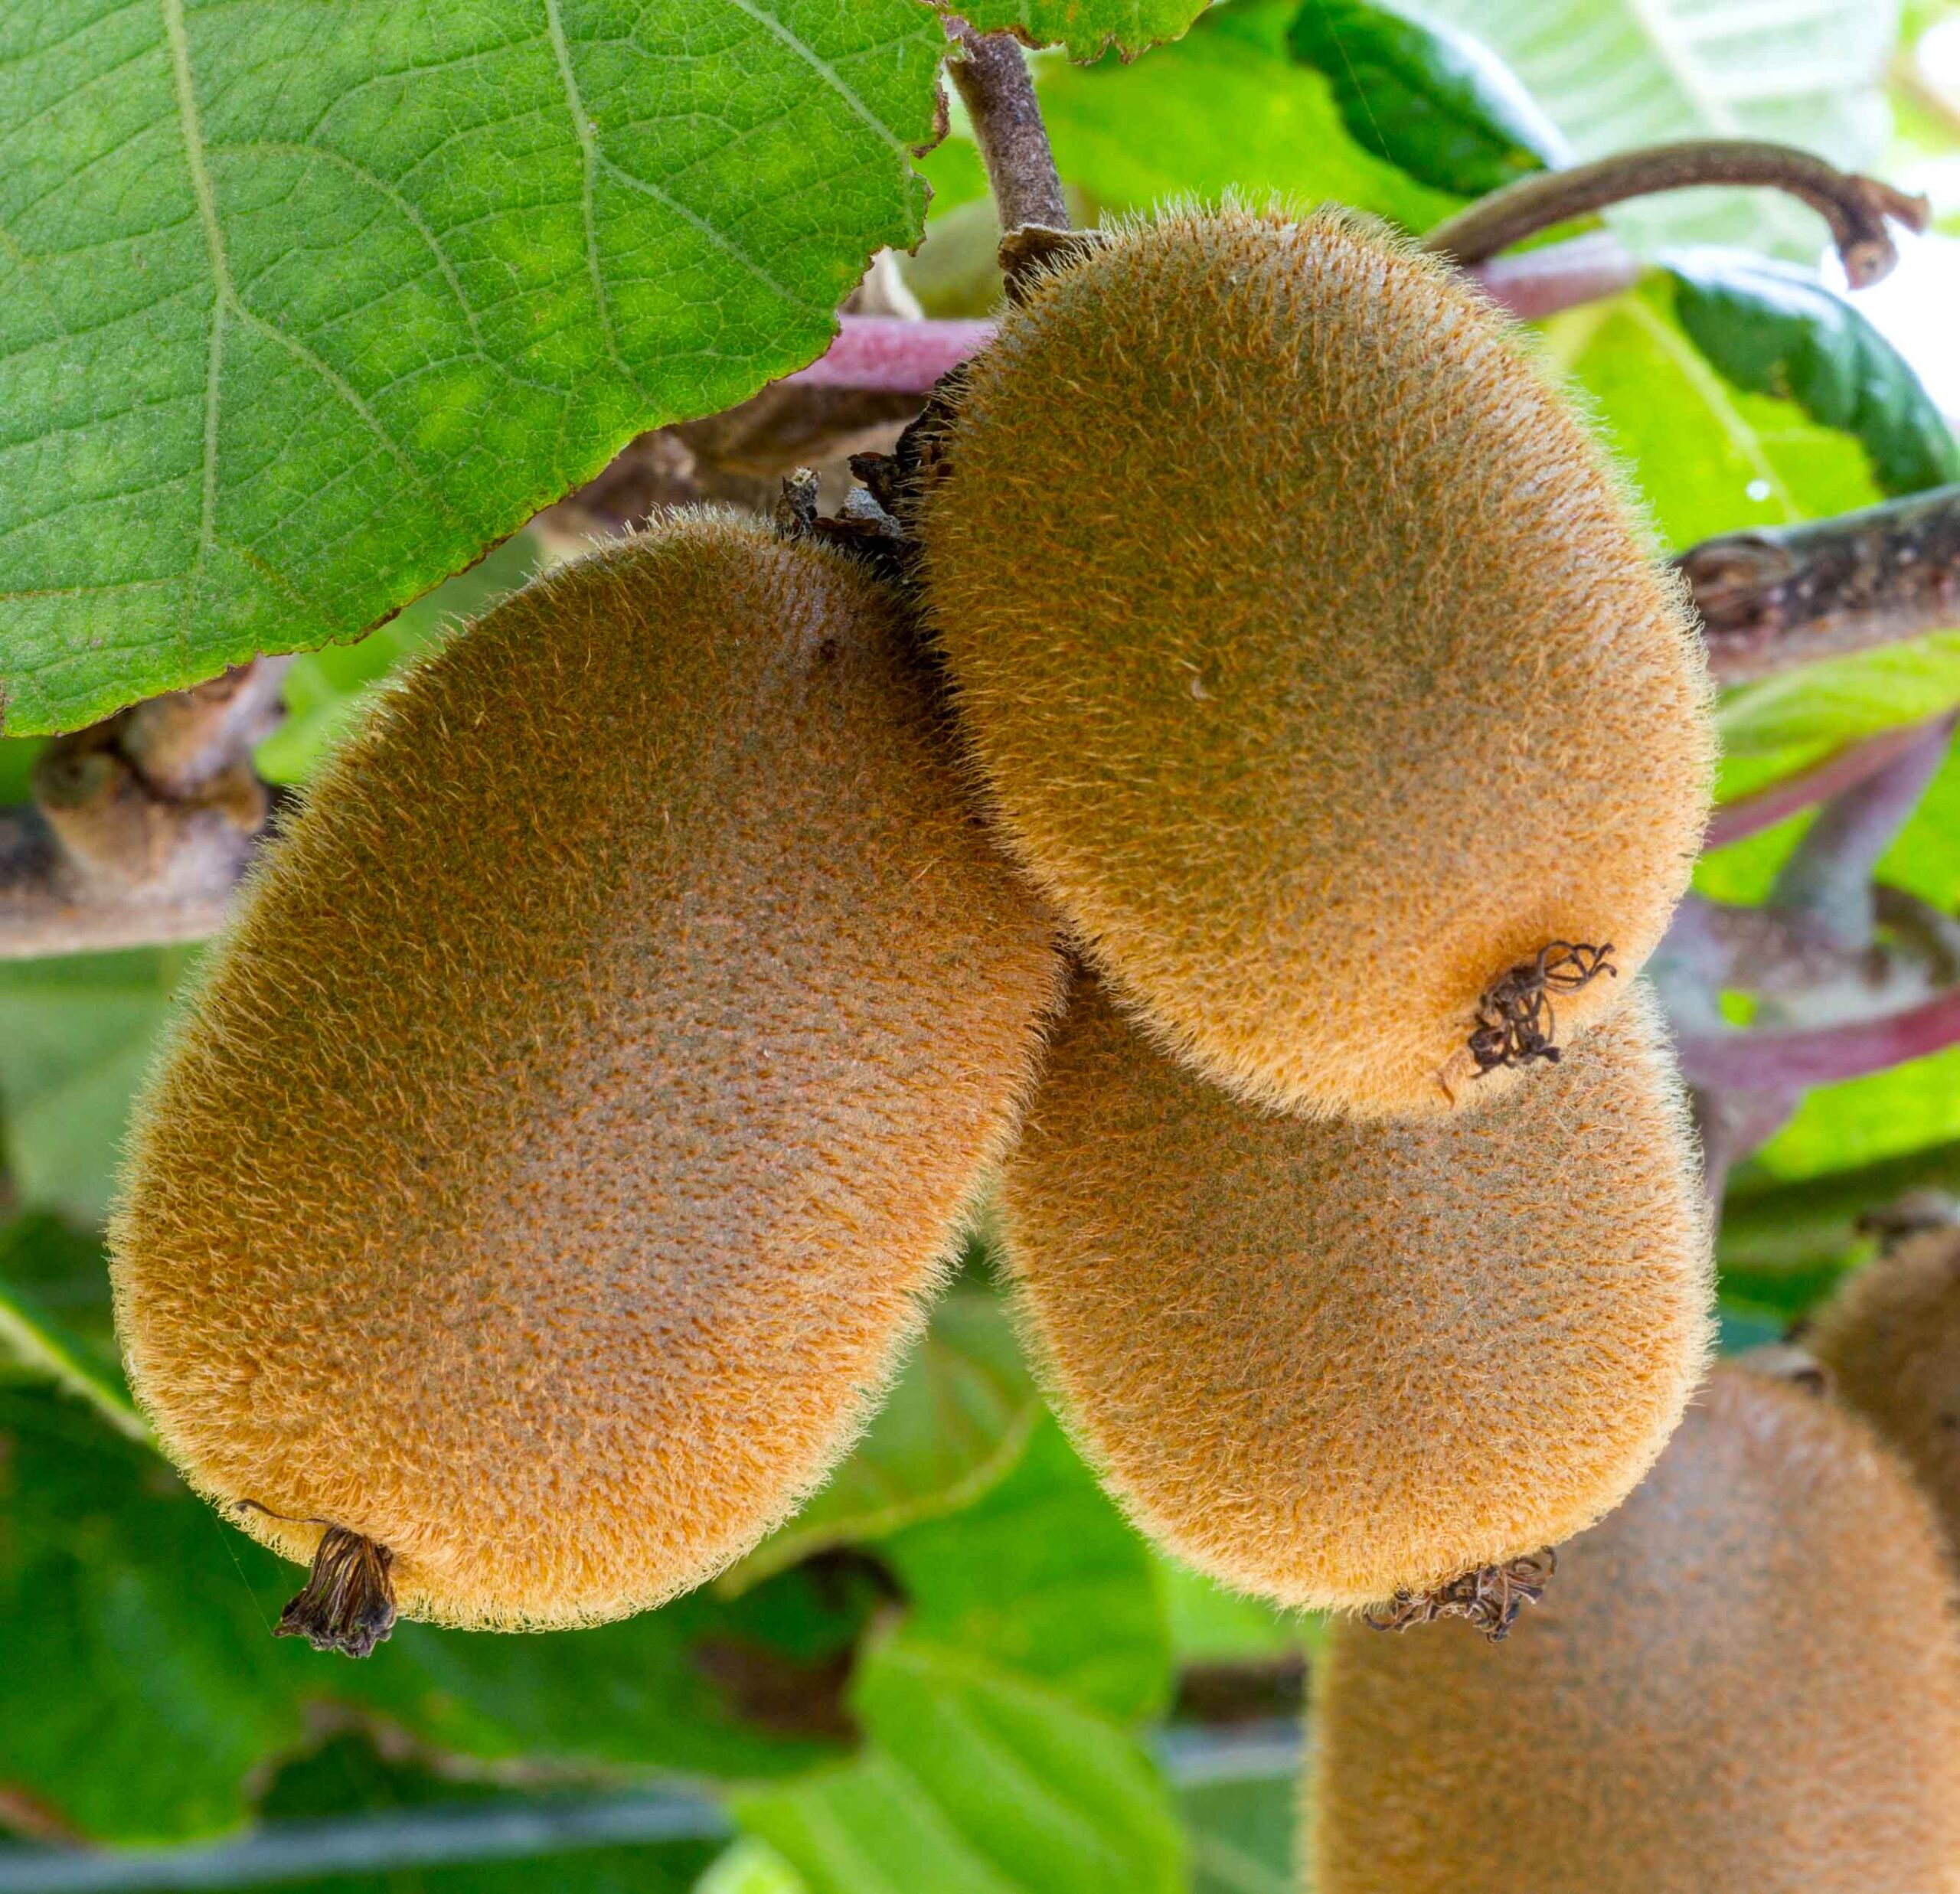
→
(1313, 1364, 1960, 1893)
(1809, 1224, 1960, 1557)
(1000, 978, 1711, 1612)
(920, 207, 1713, 1118)
(111, 516, 1063, 1631)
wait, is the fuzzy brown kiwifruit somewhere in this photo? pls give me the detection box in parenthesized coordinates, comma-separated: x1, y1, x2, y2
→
(1312, 1363, 1960, 1892)
(1808, 1222, 1960, 1557)
(999, 977, 1711, 1615)
(110, 514, 1063, 1642)
(918, 206, 1713, 1119)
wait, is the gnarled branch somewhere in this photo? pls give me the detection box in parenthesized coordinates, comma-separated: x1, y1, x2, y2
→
(1684, 485, 1960, 682)
(0, 661, 288, 962)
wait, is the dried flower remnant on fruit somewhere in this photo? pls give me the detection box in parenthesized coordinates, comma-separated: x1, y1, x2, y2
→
(270, 1523, 397, 1659)
(1470, 942, 1617, 1076)
(111, 515, 1062, 1634)
(918, 207, 1713, 1119)
(1364, 1549, 1557, 1642)
(1001, 981, 1710, 1613)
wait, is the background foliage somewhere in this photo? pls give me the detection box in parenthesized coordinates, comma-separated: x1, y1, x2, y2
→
(4, 0, 1960, 1887)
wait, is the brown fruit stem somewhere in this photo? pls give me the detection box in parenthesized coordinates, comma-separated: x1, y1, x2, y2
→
(942, 24, 1069, 283)
(1425, 137, 1930, 286)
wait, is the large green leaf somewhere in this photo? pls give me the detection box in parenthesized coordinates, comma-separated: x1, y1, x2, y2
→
(733, 1633, 1189, 1894)
(1037, 0, 1462, 228)
(729, 1288, 1040, 1591)
(0, 0, 944, 735)
(880, 1417, 1174, 1723)
(1666, 251, 1960, 498)
(0, 1384, 317, 1841)
(936, 0, 1210, 60)
(1416, 0, 1901, 256)
(1284, 0, 1569, 197)
(345, 1565, 871, 1787)
(0, 1371, 870, 1842)
(0, 947, 193, 1222)
(1541, 279, 1884, 556)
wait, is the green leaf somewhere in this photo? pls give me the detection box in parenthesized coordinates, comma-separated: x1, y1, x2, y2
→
(0, 1370, 879, 1840)
(1037, 0, 1462, 229)
(0, 1215, 145, 1442)
(1283, 0, 1569, 197)
(1754, 1050, 1960, 1184)
(0, 1383, 316, 1841)
(1414, 0, 1901, 256)
(728, 1288, 1040, 1592)
(1, 0, 945, 734)
(733, 1633, 1188, 1894)
(880, 1417, 1174, 1723)
(1713, 636, 1960, 758)
(341, 1559, 873, 1785)
(1666, 251, 1960, 498)
(937, 0, 1210, 60)
(1541, 279, 1884, 555)
(0, 947, 194, 1222)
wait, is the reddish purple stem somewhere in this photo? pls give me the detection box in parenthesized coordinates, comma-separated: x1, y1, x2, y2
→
(1677, 987, 1960, 1092)
(782, 243, 1634, 397)
(782, 315, 994, 392)
(1706, 721, 1951, 851)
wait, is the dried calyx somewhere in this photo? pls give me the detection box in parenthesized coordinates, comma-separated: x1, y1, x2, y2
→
(1469, 942, 1618, 1076)
(270, 1523, 398, 1660)
(1364, 1550, 1557, 1643)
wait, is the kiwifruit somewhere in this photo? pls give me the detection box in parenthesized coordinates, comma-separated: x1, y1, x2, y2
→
(1312, 1362, 1960, 1892)
(917, 205, 1713, 1118)
(110, 514, 1063, 1645)
(999, 976, 1710, 1615)
(1808, 1222, 1960, 1556)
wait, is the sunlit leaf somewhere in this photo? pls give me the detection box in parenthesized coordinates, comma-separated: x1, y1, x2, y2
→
(0, 0, 943, 733)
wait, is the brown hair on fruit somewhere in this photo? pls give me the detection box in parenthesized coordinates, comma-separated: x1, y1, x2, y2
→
(111, 514, 1063, 1646)
(999, 976, 1711, 1615)
(1312, 1362, 1960, 1892)
(1808, 1221, 1960, 1558)
(917, 205, 1713, 1119)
